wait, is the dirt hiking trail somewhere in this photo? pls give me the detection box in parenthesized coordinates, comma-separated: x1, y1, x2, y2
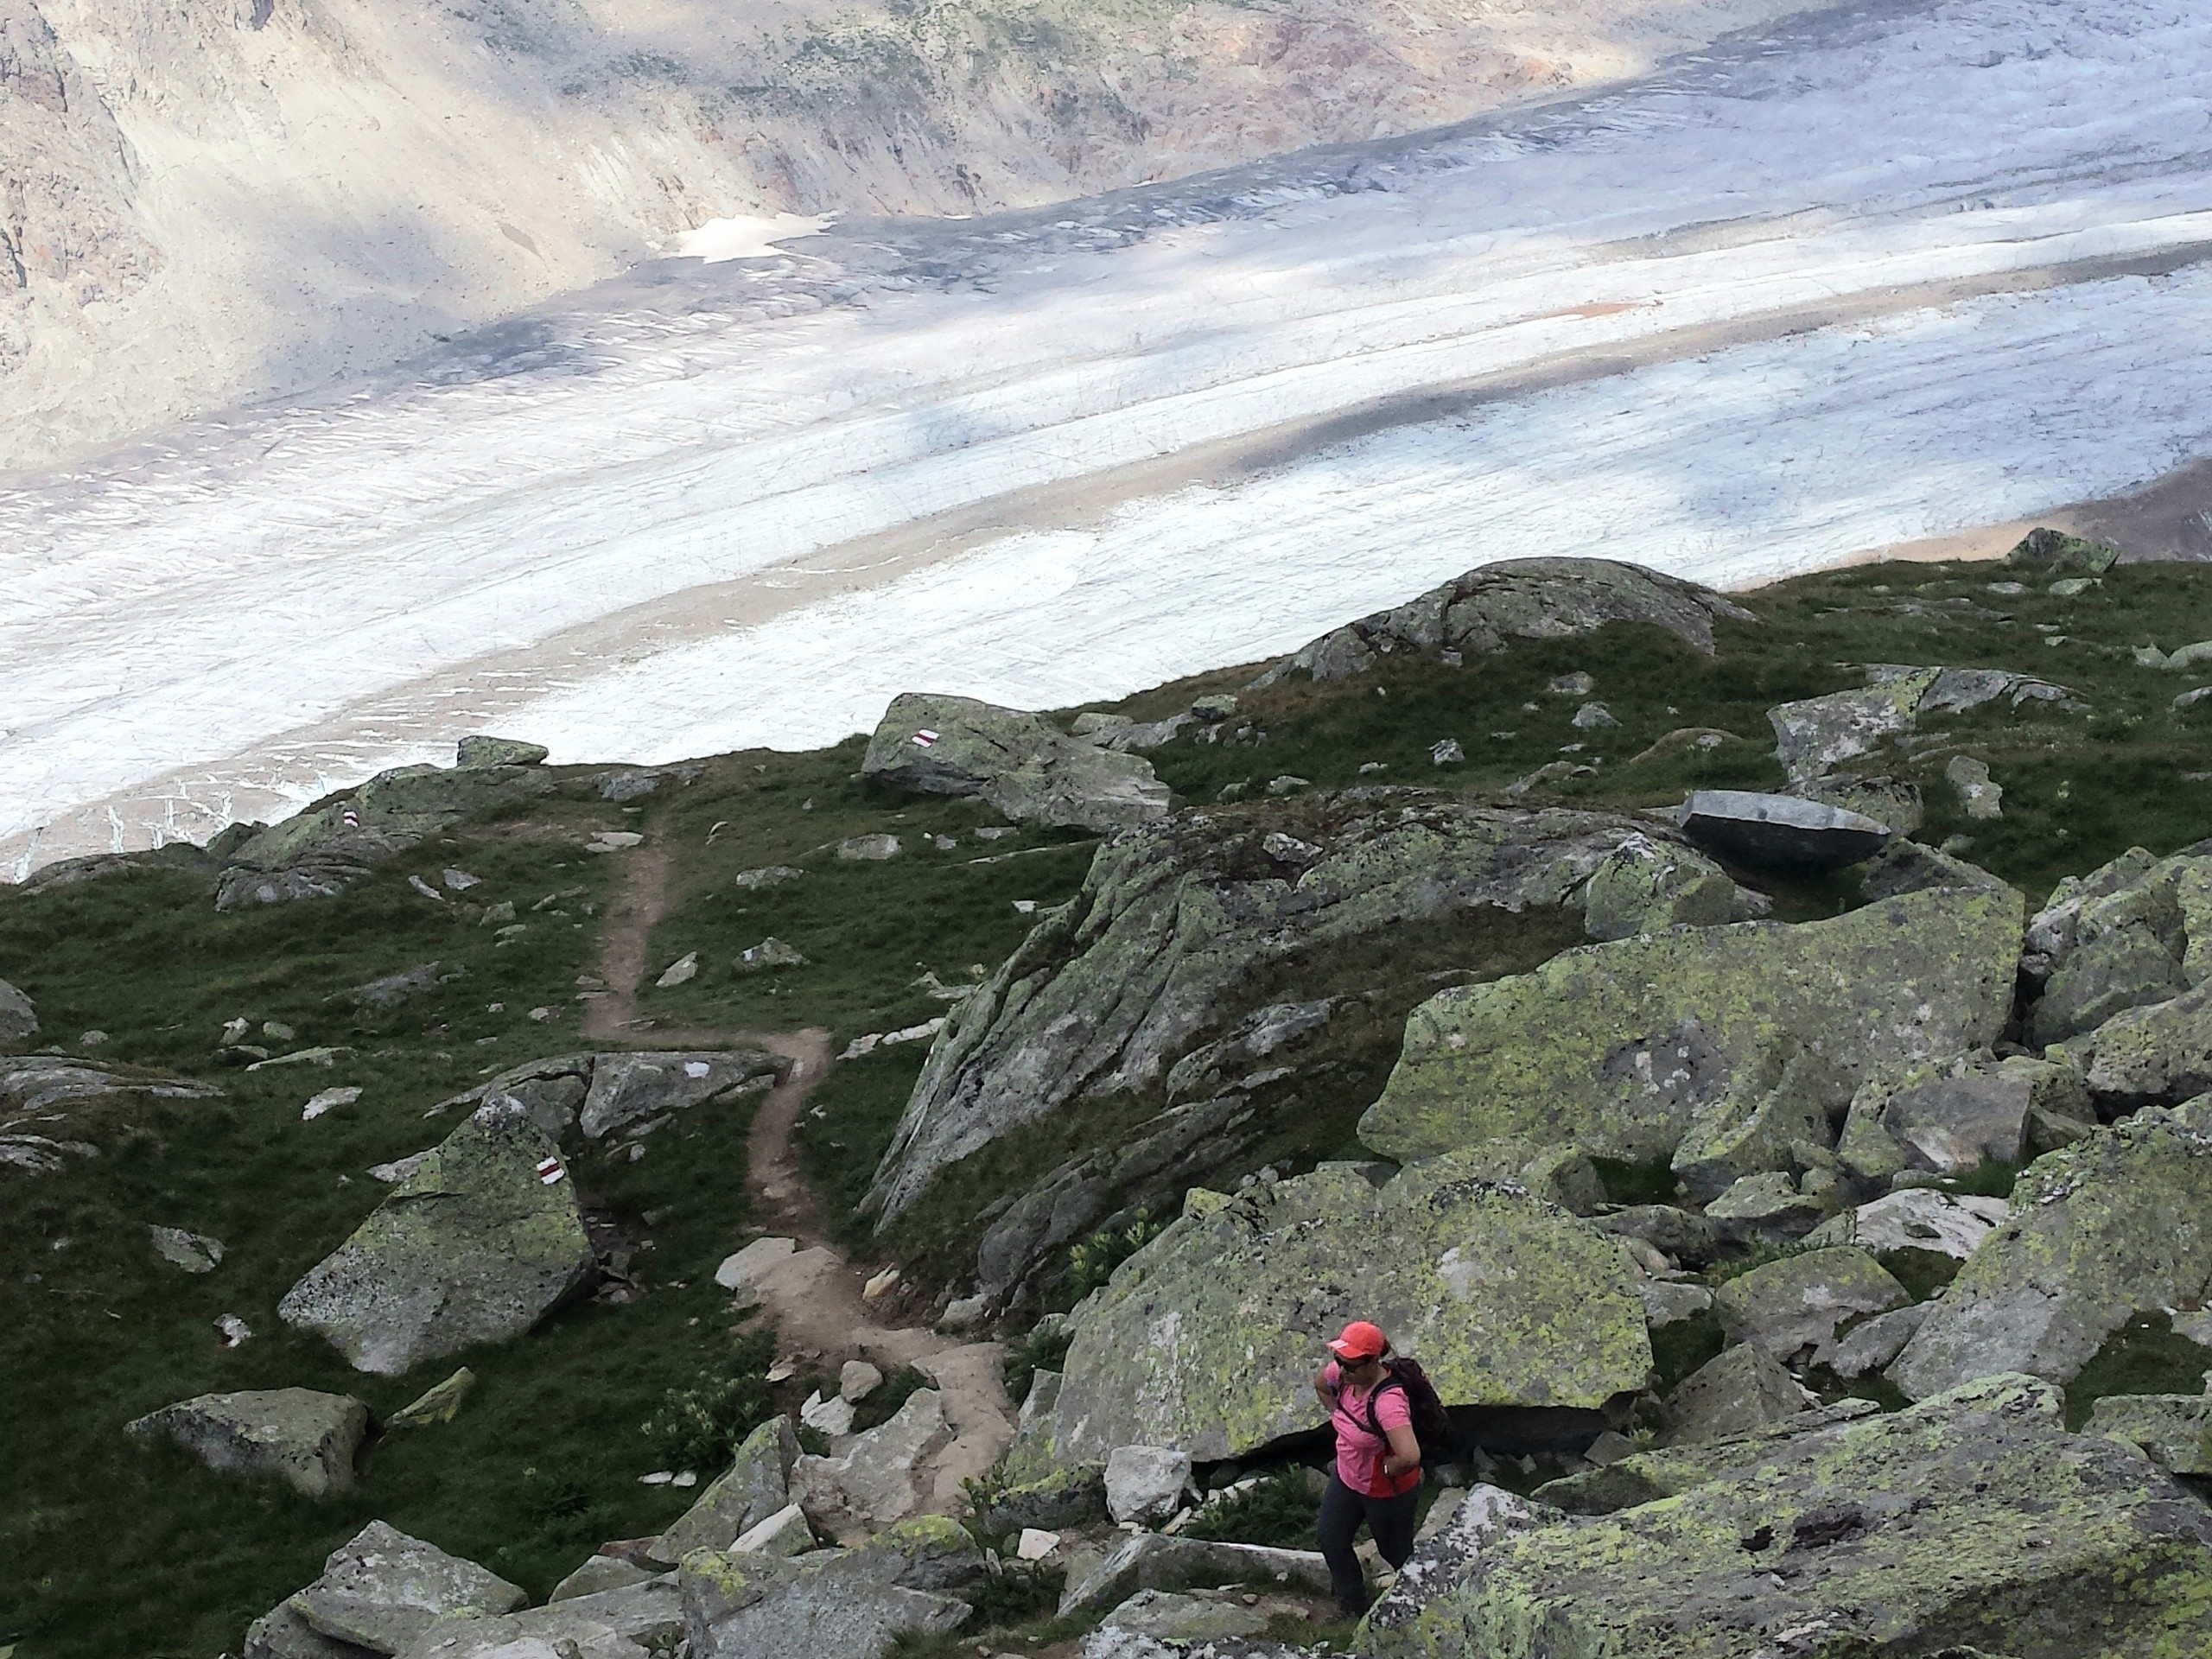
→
(584, 831, 1014, 1508)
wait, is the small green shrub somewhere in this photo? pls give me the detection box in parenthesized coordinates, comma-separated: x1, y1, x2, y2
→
(1068, 1210, 1168, 1296)
(963, 1559, 1064, 1627)
(641, 1332, 777, 1471)
(1001, 1323, 1072, 1406)
(1179, 1469, 1320, 1548)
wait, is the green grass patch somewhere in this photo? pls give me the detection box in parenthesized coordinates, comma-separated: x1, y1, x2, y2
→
(1179, 1469, 1321, 1548)
(2065, 1313, 2212, 1429)
(1649, 1311, 1726, 1395)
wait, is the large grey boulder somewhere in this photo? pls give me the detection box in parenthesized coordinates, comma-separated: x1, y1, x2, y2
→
(1530, 1400, 1882, 1516)
(648, 1415, 799, 1564)
(1043, 1154, 1649, 1464)
(1098, 1589, 1271, 1643)
(0, 976, 35, 1043)
(394, 1578, 682, 1659)
(454, 734, 548, 768)
(1712, 1247, 1908, 1363)
(862, 692, 1172, 833)
(2025, 842, 2212, 1044)
(278, 1101, 595, 1375)
(127, 1388, 368, 1497)
(790, 1389, 952, 1539)
(1679, 791, 1889, 869)
(1803, 1187, 2009, 1260)
(245, 1605, 378, 1659)
(214, 758, 555, 910)
(1835, 1050, 2086, 1183)
(1767, 664, 2071, 784)
(1363, 884, 2022, 1166)
(1891, 1096, 2212, 1397)
(2064, 981, 2212, 1108)
(1363, 1375, 2212, 1659)
(1657, 1344, 1811, 1446)
(1667, 1046, 1851, 1204)
(289, 1522, 524, 1656)
(679, 1516, 985, 1659)
(980, 1461, 1108, 1534)
(864, 793, 1755, 1233)
(1058, 1535, 1334, 1621)
(1249, 557, 1754, 685)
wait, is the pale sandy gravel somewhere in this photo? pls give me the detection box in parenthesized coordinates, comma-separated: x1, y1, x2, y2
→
(6, 0, 2212, 874)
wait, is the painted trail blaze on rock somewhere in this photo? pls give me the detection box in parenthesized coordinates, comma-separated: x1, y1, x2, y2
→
(1046, 1154, 1649, 1462)
(278, 1102, 595, 1375)
(1360, 885, 2023, 1166)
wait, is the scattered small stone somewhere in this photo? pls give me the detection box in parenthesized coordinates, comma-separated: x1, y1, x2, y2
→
(215, 1314, 252, 1347)
(1265, 775, 1310, 795)
(586, 831, 645, 854)
(934, 834, 959, 849)
(837, 834, 902, 861)
(368, 1149, 434, 1185)
(1430, 738, 1465, 766)
(408, 874, 446, 901)
(733, 865, 805, 889)
(657, 951, 700, 988)
(1017, 1529, 1062, 1560)
(800, 1389, 857, 1436)
(2175, 687, 2212, 711)
(734, 938, 804, 973)
(78, 1029, 108, 1048)
(1548, 672, 1596, 696)
(840, 1359, 885, 1402)
(221, 1016, 250, 1041)
(1357, 762, 1387, 774)
(2050, 576, 2099, 597)
(862, 1266, 901, 1304)
(302, 1086, 363, 1121)
(974, 826, 1017, 840)
(528, 1006, 557, 1022)
(1014, 899, 1038, 914)
(387, 1367, 477, 1428)
(1945, 754, 2004, 820)
(1571, 702, 1618, 729)
(672, 1471, 699, 1488)
(442, 868, 481, 891)
(149, 1226, 225, 1273)
(640, 1471, 675, 1485)
(480, 900, 517, 925)
(841, 1017, 948, 1059)
(1986, 581, 2029, 595)
(1190, 695, 1239, 721)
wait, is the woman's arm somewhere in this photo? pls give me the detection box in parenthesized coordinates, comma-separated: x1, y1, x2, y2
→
(1381, 1421, 1421, 1480)
(1313, 1364, 1339, 1413)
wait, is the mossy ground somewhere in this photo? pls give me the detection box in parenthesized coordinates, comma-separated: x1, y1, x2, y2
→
(5, 557, 2212, 1655)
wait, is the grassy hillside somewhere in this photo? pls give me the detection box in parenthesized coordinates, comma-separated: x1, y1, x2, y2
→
(3, 553, 2209, 1656)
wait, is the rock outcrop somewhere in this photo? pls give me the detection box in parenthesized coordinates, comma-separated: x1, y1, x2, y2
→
(1891, 1096, 2212, 1397)
(1363, 1376, 2212, 1659)
(1, 1054, 222, 1175)
(1835, 1050, 2087, 1183)
(1710, 1247, 1909, 1363)
(865, 793, 1758, 1235)
(1768, 664, 2072, 784)
(862, 693, 1173, 833)
(1041, 1154, 1649, 1463)
(127, 1388, 369, 1497)
(1250, 558, 1754, 684)
(213, 759, 556, 910)
(287, 1522, 525, 1656)
(2025, 841, 2212, 1045)
(279, 1101, 596, 1375)
(1363, 884, 2022, 1166)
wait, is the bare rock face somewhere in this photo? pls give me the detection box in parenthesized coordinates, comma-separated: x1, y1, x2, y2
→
(1252, 558, 1754, 684)
(862, 692, 1173, 833)
(278, 1102, 595, 1375)
(127, 1387, 368, 1497)
(864, 791, 1753, 1236)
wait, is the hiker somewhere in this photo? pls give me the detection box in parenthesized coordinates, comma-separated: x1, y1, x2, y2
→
(1313, 1319, 1424, 1615)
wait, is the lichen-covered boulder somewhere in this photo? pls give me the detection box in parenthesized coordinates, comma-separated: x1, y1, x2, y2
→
(576, 1049, 784, 1141)
(1712, 1248, 1909, 1363)
(127, 1387, 368, 1497)
(289, 1521, 524, 1655)
(1767, 664, 2070, 784)
(1045, 1154, 1650, 1463)
(278, 1102, 595, 1375)
(679, 1516, 983, 1659)
(0, 976, 35, 1043)
(1362, 1375, 2212, 1659)
(395, 1577, 682, 1659)
(454, 734, 548, 768)
(1579, 832, 1754, 940)
(2065, 982, 2212, 1108)
(865, 793, 1755, 1236)
(1803, 1187, 2009, 1261)
(1669, 1046, 1850, 1203)
(1891, 1097, 2212, 1398)
(649, 1416, 799, 1565)
(213, 759, 555, 910)
(1250, 557, 1754, 685)
(1363, 885, 2023, 1166)
(981, 1462, 1108, 1535)
(790, 1389, 952, 1539)
(2025, 842, 2212, 1044)
(1657, 1344, 1810, 1446)
(2087, 1395, 2212, 1475)
(861, 692, 1173, 833)
(1531, 1400, 1881, 1516)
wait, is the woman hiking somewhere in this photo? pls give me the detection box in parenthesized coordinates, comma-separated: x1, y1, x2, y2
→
(1313, 1319, 1423, 1616)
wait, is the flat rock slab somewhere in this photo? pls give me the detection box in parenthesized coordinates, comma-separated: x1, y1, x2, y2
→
(1366, 1375, 2212, 1659)
(290, 1521, 524, 1655)
(129, 1387, 368, 1497)
(791, 1389, 951, 1539)
(279, 1101, 595, 1375)
(579, 1050, 783, 1141)
(1804, 1187, 2008, 1259)
(1060, 1535, 1334, 1621)
(1893, 1097, 2212, 1397)
(679, 1516, 986, 1659)
(1364, 886, 2022, 1166)
(1046, 1153, 1649, 1463)
(1680, 790, 1891, 868)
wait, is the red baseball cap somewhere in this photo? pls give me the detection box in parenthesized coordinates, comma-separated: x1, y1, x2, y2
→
(1328, 1320, 1389, 1361)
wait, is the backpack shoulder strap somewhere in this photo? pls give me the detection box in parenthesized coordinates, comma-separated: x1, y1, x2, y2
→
(1359, 1374, 1409, 1441)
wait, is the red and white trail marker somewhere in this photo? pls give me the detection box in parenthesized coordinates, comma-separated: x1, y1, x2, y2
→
(536, 1155, 566, 1185)
(912, 729, 939, 749)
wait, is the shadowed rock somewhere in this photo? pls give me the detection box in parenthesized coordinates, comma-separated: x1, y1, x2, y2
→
(0, 976, 35, 1043)
(1680, 790, 1890, 869)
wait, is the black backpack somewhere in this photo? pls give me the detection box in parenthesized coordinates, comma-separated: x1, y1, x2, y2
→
(1359, 1357, 1457, 1463)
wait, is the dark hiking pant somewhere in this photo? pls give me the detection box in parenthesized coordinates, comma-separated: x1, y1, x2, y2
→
(1317, 1469, 1421, 1614)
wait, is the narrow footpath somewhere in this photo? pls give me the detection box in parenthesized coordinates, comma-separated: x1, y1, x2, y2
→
(583, 830, 1014, 1507)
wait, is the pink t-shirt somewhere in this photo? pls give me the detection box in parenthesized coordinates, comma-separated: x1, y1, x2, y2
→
(1322, 1359, 1417, 1497)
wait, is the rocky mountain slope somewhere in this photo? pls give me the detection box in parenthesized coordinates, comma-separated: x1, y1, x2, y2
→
(9, 537, 2212, 1656)
(0, 0, 1802, 472)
